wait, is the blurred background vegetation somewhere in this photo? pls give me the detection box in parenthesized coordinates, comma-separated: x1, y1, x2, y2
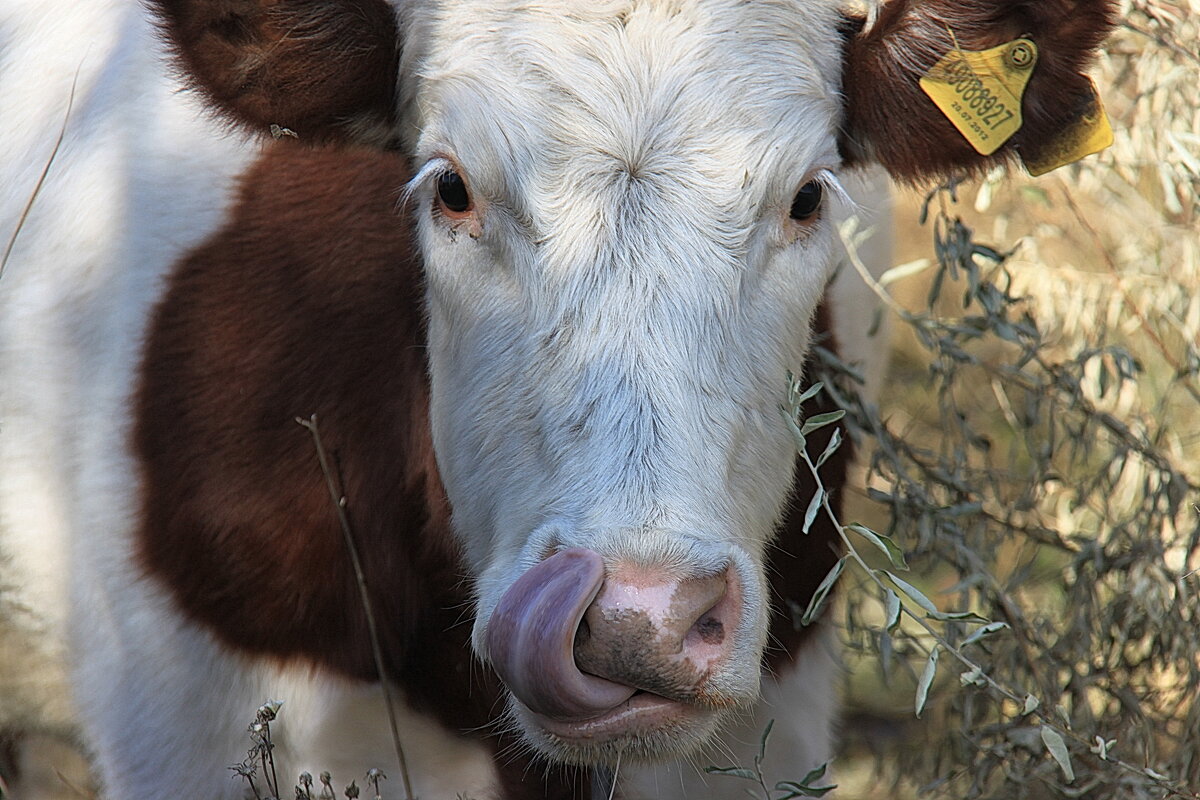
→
(833, 1, 1199, 796)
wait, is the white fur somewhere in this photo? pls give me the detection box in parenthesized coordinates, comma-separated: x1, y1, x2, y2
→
(618, 627, 842, 799)
(406, 0, 871, 763)
(0, 0, 891, 796)
(410, 0, 844, 639)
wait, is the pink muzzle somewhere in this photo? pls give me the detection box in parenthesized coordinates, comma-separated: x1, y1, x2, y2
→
(485, 548, 738, 722)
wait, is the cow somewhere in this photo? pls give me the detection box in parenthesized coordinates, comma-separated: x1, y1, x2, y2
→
(0, 0, 1114, 797)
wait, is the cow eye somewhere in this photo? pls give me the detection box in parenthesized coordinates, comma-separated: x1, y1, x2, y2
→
(789, 180, 823, 221)
(436, 171, 471, 215)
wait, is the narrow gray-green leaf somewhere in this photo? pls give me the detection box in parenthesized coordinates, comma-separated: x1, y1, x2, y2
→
(780, 406, 807, 452)
(889, 574, 938, 615)
(797, 763, 828, 787)
(801, 556, 848, 626)
(961, 621, 1009, 647)
(1041, 725, 1075, 782)
(801, 409, 846, 435)
(775, 781, 836, 799)
(757, 719, 774, 763)
(704, 766, 757, 781)
(959, 667, 986, 687)
(1023, 694, 1040, 715)
(802, 488, 824, 534)
(884, 588, 901, 632)
(915, 646, 939, 718)
(815, 427, 843, 468)
(847, 523, 908, 570)
(776, 773, 837, 799)
(927, 610, 989, 623)
(792, 381, 824, 406)
(1090, 736, 1115, 761)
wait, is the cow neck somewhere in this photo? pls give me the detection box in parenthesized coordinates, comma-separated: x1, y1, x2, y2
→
(133, 142, 587, 799)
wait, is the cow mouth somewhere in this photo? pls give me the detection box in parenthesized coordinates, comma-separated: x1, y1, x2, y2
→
(511, 689, 729, 765)
(526, 690, 702, 741)
(485, 548, 740, 762)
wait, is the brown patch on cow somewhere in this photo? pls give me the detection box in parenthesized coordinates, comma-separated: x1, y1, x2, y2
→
(0, 733, 19, 787)
(763, 301, 849, 671)
(134, 143, 587, 798)
(839, 0, 1117, 182)
(151, 0, 401, 145)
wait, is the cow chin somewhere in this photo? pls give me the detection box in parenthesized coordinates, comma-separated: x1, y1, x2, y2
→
(510, 692, 737, 766)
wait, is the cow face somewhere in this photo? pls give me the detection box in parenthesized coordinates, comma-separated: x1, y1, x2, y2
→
(404, 1, 845, 762)
(152, 0, 1114, 768)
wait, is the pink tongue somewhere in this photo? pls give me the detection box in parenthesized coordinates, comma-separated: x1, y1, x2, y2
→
(486, 548, 637, 721)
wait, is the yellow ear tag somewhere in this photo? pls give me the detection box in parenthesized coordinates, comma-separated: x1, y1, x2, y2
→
(1020, 80, 1113, 176)
(919, 38, 1038, 156)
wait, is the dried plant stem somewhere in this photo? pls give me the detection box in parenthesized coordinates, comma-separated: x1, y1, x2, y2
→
(298, 414, 416, 800)
(606, 751, 621, 800)
(1121, 20, 1200, 67)
(1, 69, 78, 282)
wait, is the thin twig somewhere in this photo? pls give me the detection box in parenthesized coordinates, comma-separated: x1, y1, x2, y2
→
(606, 751, 621, 800)
(265, 721, 280, 799)
(1122, 21, 1200, 67)
(298, 414, 416, 800)
(1, 70, 79, 283)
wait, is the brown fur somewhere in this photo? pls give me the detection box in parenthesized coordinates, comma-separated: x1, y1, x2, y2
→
(150, 0, 401, 145)
(134, 143, 583, 798)
(840, 0, 1117, 182)
(135, 142, 844, 798)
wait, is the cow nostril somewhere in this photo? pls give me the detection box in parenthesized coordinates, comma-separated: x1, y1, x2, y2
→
(690, 614, 725, 646)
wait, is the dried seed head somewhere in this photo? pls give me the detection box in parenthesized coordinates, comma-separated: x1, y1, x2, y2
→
(257, 700, 283, 723)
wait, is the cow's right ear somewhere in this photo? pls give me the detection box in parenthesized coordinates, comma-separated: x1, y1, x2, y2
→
(839, 0, 1117, 183)
(152, 0, 401, 146)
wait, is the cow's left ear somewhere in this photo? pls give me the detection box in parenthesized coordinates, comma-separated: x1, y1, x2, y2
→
(152, 0, 401, 146)
(839, 0, 1117, 182)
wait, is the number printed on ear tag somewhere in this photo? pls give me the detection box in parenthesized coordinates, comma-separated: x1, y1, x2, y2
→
(919, 38, 1038, 156)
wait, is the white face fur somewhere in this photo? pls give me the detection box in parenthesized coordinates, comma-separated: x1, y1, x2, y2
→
(403, 0, 848, 757)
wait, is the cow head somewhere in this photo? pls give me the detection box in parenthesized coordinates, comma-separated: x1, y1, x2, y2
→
(154, 0, 1114, 766)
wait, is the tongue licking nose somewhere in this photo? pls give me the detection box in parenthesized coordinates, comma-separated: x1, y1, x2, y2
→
(486, 547, 736, 722)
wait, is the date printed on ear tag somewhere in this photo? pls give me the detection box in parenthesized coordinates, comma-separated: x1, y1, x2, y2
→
(920, 38, 1038, 156)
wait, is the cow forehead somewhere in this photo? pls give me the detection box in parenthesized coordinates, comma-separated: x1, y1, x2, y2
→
(408, 0, 847, 227)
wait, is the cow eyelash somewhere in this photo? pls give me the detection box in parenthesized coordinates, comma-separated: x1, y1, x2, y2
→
(787, 170, 851, 230)
(812, 169, 853, 210)
(404, 157, 479, 227)
(403, 157, 457, 205)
